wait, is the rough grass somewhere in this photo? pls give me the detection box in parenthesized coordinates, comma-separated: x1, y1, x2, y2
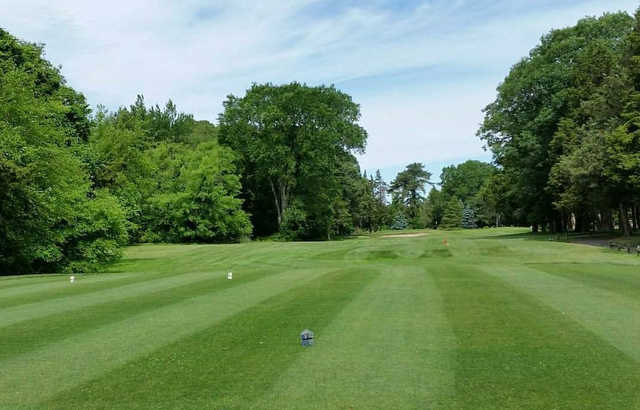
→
(2, 228, 640, 409)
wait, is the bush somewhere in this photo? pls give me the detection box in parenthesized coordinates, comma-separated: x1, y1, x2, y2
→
(62, 190, 129, 272)
(280, 205, 308, 240)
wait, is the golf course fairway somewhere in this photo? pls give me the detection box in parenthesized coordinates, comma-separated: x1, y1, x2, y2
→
(1, 228, 640, 409)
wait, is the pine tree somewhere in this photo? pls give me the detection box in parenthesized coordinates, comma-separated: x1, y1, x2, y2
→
(440, 198, 463, 229)
(462, 206, 477, 229)
(390, 213, 409, 230)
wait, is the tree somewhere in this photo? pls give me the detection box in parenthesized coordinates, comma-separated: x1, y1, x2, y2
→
(478, 12, 634, 233)
(440, 198, 463, 229)
(369, 170, 391, 230)
(372, 170, 388, 204)
(390, 163, 432, 223)
(0, 28, 128, 274)
(473, 171, 514, 227)
(141, 141, 251, 243)
(417, 201, 433, 228)
(440, 160, 496, 204)
(462, 206, 477, 229)
(390, 213, 409, 230)
(218, 82, 367, 239)
(90, 98, 251, 243)
(425, 188, 446, 228)
(601, 7, 640, 236)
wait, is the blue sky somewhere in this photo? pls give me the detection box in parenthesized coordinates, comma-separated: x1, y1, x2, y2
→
(1, 0, 637, 182)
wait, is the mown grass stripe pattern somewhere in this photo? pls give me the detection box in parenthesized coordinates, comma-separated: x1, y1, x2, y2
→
(1, 228, 640, 409)
(43, 268, 379, 409)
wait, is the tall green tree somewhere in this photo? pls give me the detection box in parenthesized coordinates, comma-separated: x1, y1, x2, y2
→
(389, 163, 432, 222)
(602, 7, 640, 235)
(369, 170, 391, 230)
(479, 12, 634, 233)
(440, 160, 496, 204)
(440, 197, 463, 229)
(0, 29, 127, 274)
(218, 82, 367, 239)
(424, 188, 446, 228)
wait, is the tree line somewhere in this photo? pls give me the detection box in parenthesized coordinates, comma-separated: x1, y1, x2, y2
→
(479, 9, 640, 236)
(354, 160, 500, 232)
(0, 21, 494, 276)
(4, 7, 640, 274)
(0, 28, 373, 274)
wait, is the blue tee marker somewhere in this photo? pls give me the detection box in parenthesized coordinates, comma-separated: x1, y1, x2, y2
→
(300, 329, 314, 347)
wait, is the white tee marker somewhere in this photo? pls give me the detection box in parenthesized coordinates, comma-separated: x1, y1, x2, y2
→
(69, 275, 75, 283)
(227, 272, 233, 280)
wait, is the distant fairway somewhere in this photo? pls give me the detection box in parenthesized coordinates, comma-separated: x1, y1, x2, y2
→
(2, 228, 640, 409)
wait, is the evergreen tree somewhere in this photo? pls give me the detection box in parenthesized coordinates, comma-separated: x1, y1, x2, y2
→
(373, 170, 388, 204)
(390, 163, 431, 221)
(390, 213, 409, 230)
(440, 198, 463, 229)
(462, 206, 477, 229)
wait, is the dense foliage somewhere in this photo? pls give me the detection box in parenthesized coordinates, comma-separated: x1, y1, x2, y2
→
(0, 29, 377, 274)
(440, 197, 464, 229)
(479, 10, 640, 235)
(0, 29, 128, 274)
(6, 7, 640, 274)
(389, 162, 432, 224)
(218, 82, 369, 239)
(90, 97, 251, 243)
(0, 30, 250, 274)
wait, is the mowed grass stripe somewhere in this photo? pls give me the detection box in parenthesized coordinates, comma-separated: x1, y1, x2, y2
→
(41, 267, 379, 409)
(253, 264, 456, 409)
(527, 262, 640, 300)
(0, 273, 134, 302)
(0, 244, 257, 309)
(0, 270, 231, 327)
(0, 266, 340, 407)
(0, 269, 195, 309)
(0, 243, 278, 308)
(0, 275, 66, 290)
(0, 264, 294, 361)
(485, 264, 640, 363)
(433, 263, 640, 409)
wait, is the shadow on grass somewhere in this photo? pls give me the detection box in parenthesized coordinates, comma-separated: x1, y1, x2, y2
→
(472, 230, 634, 247)
(470, 232, 546, 241)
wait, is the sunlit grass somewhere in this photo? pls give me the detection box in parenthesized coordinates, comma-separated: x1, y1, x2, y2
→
(2, 228, 640, 409)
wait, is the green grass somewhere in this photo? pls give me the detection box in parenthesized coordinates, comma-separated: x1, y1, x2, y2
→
(2, 228, 640, 409)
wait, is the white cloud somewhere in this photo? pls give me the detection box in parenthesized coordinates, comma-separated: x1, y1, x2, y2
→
(1, 0, 638, 172)
(357, 87, 491, 170)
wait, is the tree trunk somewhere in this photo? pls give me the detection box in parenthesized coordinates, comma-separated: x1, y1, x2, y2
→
(269, 178, 288, 228)
(269, 179, 281, 226)
(619, 203, 631, 237)
(575, 211, 584, 233)
(602, 209, 613, 231)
